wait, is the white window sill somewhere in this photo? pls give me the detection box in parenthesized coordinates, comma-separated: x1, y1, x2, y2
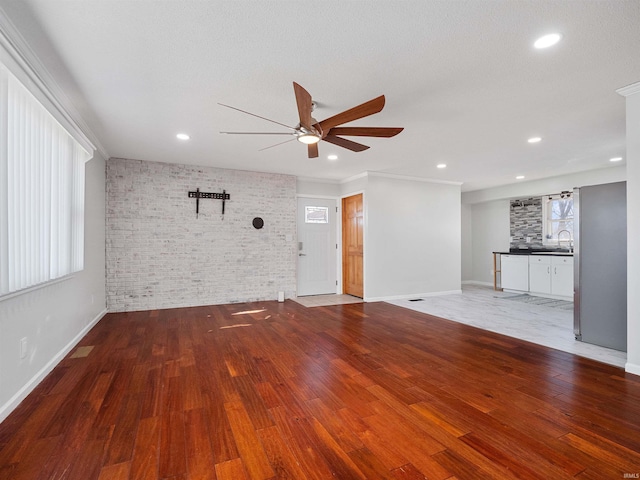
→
(0, 274, 76, 302)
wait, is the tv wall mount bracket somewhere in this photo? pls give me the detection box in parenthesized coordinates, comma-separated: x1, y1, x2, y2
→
(188, 188, 230, 218)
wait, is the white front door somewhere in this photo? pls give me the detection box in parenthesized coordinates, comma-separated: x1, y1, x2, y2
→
(297, 197, 337, 296)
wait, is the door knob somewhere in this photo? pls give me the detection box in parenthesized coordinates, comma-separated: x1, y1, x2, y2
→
(299, 253, 306, 256)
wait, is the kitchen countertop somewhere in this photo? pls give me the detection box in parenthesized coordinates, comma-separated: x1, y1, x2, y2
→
(494, 250, 574, 256)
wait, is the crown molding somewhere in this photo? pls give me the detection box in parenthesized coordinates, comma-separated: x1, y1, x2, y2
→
(339, 172, 369, 184)
(296, 176, 341, 185)
(301, 171, 464, 187)
(617, 81, 640, 98)
(0, 7, 108, 160)
(366, 171, 463, 186)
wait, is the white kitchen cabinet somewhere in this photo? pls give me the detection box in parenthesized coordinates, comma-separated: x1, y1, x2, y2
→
(529, 256, 551, 294)
(501, 255, 529, 291)
(527, 254, 573, 299)
(551, 256, 574, 297)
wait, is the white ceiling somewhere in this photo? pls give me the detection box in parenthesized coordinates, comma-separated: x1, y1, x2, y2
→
(2, 0, 639, 191)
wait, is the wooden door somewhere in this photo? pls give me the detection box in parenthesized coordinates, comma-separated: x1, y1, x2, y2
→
(342, 194, 363, 298)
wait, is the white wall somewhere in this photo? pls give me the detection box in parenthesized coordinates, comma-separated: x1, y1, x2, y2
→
(461, 203, 473, 282)
(469, 200, 511, 285)
(299, 172, 462, 301)
(364, 175, 461, 301)
(0, 154, 107, 422)
(297, 173, 368, 200)
(296, 178, 341, 197)
(340, 174, 368, 197)
(620, 83, 640, 375)
(106, 158, 297, 311)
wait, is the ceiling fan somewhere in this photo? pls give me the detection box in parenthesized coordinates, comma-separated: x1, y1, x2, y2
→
(219, 82, 403, 158)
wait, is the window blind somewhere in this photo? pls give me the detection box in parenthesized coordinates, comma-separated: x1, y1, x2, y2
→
(0, 63, 90, 296)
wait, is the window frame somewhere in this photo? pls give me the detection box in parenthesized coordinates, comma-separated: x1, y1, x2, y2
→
(304, 206, 330, 224)
(0, 60, 92, 298)
(542, 194, 574, 246)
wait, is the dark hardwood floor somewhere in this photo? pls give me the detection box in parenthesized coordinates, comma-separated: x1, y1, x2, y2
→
(1, 300, 639, 479)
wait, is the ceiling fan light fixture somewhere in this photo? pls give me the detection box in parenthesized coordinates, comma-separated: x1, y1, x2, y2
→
(297, 132, 321, 144)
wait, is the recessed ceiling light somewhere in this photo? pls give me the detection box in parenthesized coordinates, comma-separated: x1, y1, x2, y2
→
(528, 137, 542, 143)
(437, 163, 447, 169)
(609, 157, 623, 162)
(516, 175, 525, 180)
(176, 133, 190, 140)
(327, 154, 338, 160)
(534, 33, 562, 49)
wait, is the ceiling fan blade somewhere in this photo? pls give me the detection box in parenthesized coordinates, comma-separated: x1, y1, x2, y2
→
(308, 143, 319, 158)
(328, 127, 403, 138)
(258, 138, 297, 151)
(218, 103, 297, 131)
(317, 95, 386, 133)
(322, 135, 370, 152)
(220, 131, 294, 135)
(293, 82, 313, 130)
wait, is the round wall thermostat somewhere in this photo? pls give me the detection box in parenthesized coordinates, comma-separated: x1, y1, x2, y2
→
(252, 217, 264, 229)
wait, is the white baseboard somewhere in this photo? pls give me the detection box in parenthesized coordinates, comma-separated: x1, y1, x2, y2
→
(461, 280, 494, 287)
(525, 292, 573, 301)
(625, 362, 640, 377)
(0, 308, 107, 424)
(365, 289, 462, 303)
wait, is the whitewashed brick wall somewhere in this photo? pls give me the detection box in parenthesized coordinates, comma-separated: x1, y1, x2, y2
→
(106, 158, 297, 312)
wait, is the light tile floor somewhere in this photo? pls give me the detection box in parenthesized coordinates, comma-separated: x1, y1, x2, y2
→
(291, 294, 363, 308)
(388, 285, 627, 368)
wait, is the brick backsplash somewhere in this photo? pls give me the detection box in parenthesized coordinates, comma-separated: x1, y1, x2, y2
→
(510, 197, 543, 249)
(106, 158, 297, 312)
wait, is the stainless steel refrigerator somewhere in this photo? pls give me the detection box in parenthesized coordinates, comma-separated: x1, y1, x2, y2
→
(574, 181, 627, 351)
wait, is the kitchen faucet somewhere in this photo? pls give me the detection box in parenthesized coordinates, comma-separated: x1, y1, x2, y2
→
(557, 229, 573, 251)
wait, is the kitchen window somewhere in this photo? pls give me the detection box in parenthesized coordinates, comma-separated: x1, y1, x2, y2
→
(543, 193, 574, 246)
